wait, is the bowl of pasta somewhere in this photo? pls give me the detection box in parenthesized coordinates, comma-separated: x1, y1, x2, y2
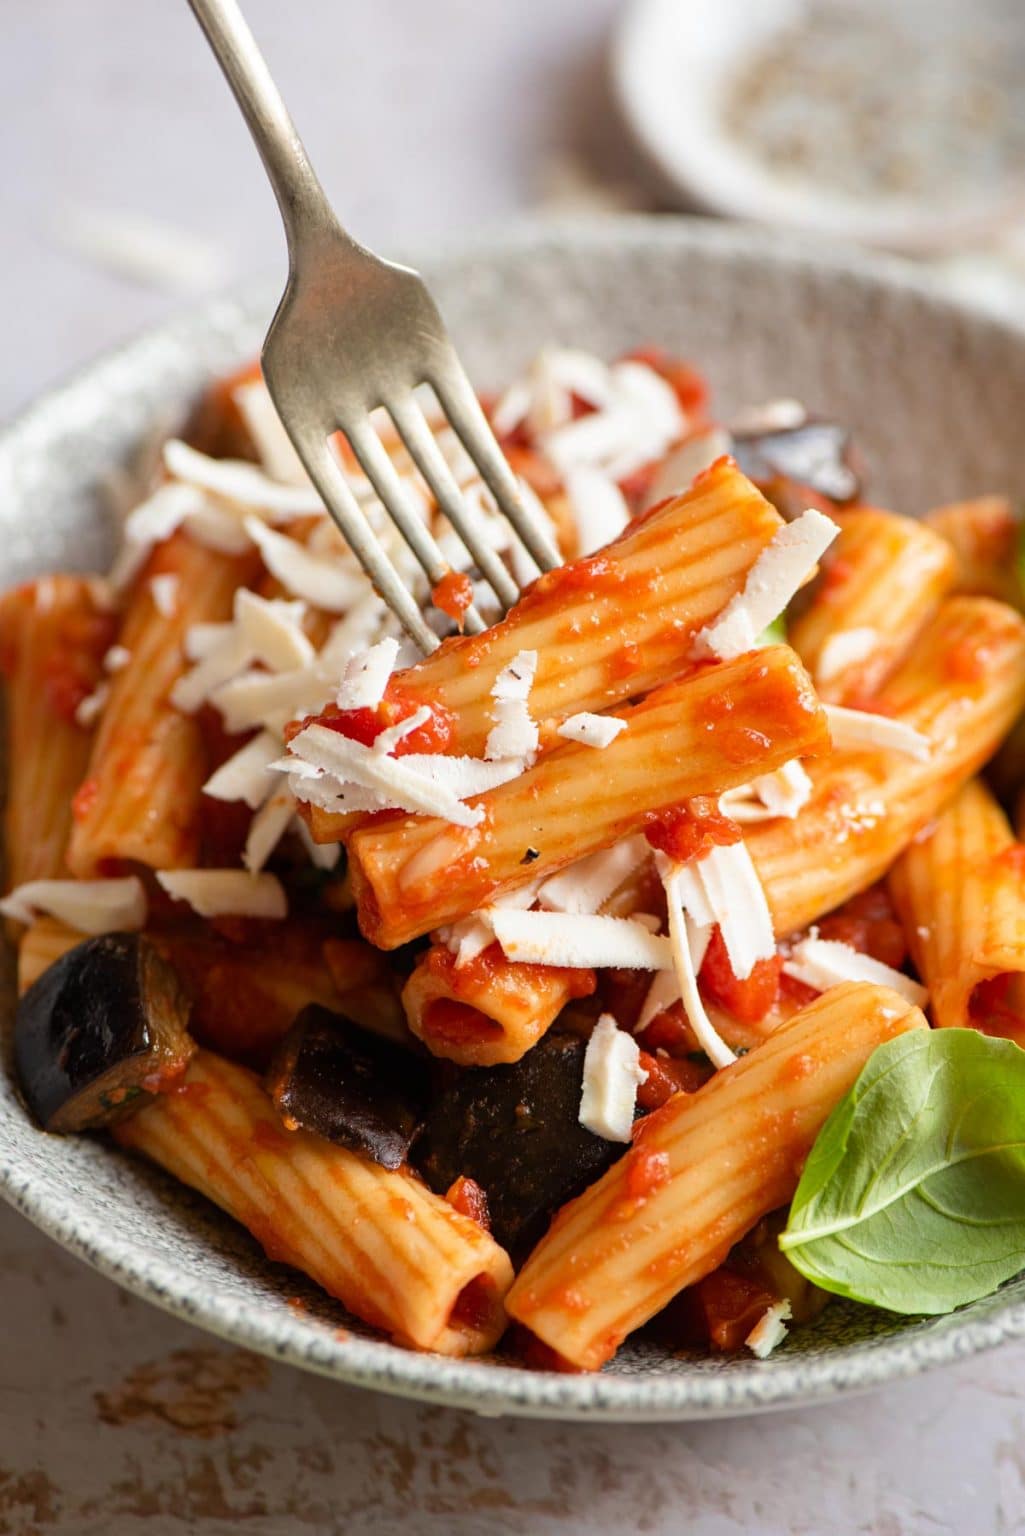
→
(3, 216, 1025, 1420)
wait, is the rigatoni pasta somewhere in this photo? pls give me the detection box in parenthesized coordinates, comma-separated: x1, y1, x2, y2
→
(506, 984, 926, 1370)
(10, 341, 1025, 1374)
(788, 508, 956, 703)
(113, 1050, 513, 1354)
(889, 779, 1025, 1042)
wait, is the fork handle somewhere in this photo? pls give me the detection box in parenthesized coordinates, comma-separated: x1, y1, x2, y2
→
(186, 0, 346, 259)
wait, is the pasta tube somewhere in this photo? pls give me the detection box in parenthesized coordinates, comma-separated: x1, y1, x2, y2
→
(403, 850, 655, 1066)
(889, 779, 1025, 1040)
(402, 943, 595, 1067)
(506, 982, 926, 1370)
(924, 496, 1020, 607)
(68, 533, 257, 876)
(0, 577, 114, 889)
(788, 509, 956, 703)
(305, 460, 785, 842)
(351, 644, 829, 949)
(114, 1050, 513, 1355)
(749, 597, 1025, 938)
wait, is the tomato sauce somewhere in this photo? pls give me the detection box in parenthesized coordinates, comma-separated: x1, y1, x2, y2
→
(699, 929, 782, 1023)
(644, 797, 742, 864)
(636, 1049, 711, 1109)
(816, 882, 907, 969)
(300, 683, 456, 757)
(431, 570, 474, 628)
(445, 1175, 491, 1230)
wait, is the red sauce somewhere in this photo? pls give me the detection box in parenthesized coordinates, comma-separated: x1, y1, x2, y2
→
(664, 1268, 780, 1353)
(450, 1275, 498, 1333)
(624, 1146, 671, 1201)
(512, 1326, 586, 1374)
(969, 974, 1025, 1041)
(445, 1175, 491, 1230)
(431, 570, 474, 628)
(944, 636, 995, 684)
(621, 346, 709, 418)
(699, 928, 782, 1023)
(636, 1050, 711, 1109)
(641, 1005, 700, 1057)
(71, 776, 101, 823)
(816, 882, 907, 969)
(607, 640, 643, 679)
(818, 553, 856, 601)
(644, 797, 742, 864)
(303, 682, 456, 757)
(421, 998, 505, 1048)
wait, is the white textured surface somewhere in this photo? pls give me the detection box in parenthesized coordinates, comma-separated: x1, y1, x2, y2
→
(4, 2, 1025, 1529)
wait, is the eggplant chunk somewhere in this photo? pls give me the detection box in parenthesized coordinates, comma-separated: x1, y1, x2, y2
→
(733, 419, 862, 506)
(266, 1005, 427, 1170)
(15, 933, 194, 1133)
(412, 1031, 622, 1255)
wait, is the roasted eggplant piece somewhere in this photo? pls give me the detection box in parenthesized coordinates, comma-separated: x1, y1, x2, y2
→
(266, 1004, 427, 1169)
(15, 933, 194, 1133)
(733, 419, 862, 507)
(412, 1031, 624, 1254)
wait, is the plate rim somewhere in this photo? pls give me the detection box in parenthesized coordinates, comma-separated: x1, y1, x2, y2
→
(4, 213, 1025, 1420)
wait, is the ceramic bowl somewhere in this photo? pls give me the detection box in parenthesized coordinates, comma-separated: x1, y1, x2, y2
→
(3, 218, 1025, 1420)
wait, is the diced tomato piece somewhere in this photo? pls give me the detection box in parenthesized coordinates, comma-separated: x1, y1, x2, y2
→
(816, 883, 907, 970)
(636, 1050, 710, 1110)
(446, 1175, 492, 1230)
(659, 1268, 780, 1353)
(644, 797, 742, 864)
(699, 927, 782, 1023)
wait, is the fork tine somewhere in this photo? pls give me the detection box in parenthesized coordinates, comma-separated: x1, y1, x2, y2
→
(428, 359, 562, 573)
(341, 418, 487, 635)
(289, 431, 439, 654)
(385, 396, 521, 612)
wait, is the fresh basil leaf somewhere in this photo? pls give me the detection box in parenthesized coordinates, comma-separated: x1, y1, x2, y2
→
(756, 613, 787, 646)
(779, 1029, 1025, 1315)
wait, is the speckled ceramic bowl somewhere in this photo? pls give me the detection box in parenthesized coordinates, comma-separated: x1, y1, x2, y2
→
(3, 218, 1025, 1420)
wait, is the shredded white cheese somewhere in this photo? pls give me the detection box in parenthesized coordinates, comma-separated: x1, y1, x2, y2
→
(660, 863, 737, 1069)
(373, 705, 433, 755)
(537, 836, 649, 916)
(824, 704, 932, 762)
(202, 729, 281, 810)
(103, 644, 131, 674)
(489, 909, 672, 970)
(0, 877, 147, 934)
(579, 1013, 647, 1143)
(243, 789, 296, 874)
(644, 427, 732, 508)
(164, 439, 322, 519)
(565, 466, 629, 556)
(284, 723, 484, 828)
(783, 935, 928, 1007)
(720, 760, 813, 823)
(74, 682, 109, 728)
(695, 509, 839, 660)
(232, 378, 308, 486)
(745, 1299, 793, 1359)
(156, 869, 287, 920)
(107, 482, 207, 590)
(485, 650, 539, 763)
(234, 589, 314, 672)
(815, 627, 880, 684)
(555, 712, 627, 749)
(149, 573, 179, 617)
(244, 516, 365, 611)
(335, 637, 399, 712)
(691, 842, 776, 981)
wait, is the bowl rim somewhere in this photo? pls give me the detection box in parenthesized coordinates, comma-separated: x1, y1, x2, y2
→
(610, 0, 1025, 255)
(4, 213, 1025, 1421)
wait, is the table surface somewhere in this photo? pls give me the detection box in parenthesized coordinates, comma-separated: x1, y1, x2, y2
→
(4, 4, 1025, 1532)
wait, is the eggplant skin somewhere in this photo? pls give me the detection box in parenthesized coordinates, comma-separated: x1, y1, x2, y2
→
(14, 933, 194, 1134)
(266, 1005, 427, 1170)
(733, 420, 862, 507)
(411, 1032, 622, 1256)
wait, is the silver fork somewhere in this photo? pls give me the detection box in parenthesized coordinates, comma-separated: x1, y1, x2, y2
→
(186, 0, 560, 653)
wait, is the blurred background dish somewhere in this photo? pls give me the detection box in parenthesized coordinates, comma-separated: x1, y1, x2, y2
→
(613, 0, 1025, 254)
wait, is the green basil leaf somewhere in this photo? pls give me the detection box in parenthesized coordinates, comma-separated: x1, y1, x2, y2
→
(756, 613, 787, 646)
(779, 1029, 1025, 1315)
